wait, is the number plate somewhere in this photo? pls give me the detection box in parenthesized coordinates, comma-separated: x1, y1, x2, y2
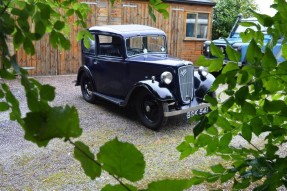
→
(186, 107, 209, 119)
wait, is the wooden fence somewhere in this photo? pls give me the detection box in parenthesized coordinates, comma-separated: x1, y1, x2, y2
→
(16, 0, 213, 76)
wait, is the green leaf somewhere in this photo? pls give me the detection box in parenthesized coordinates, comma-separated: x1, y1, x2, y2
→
(207, 109, 218, 125)
(195, 55, 209, 67)
(210, 43, 224, 59)
(250, 117, 263, 136)
(233, 179, 251, 189)
(40, 84, 55, 101)
(220, 172, 235, 183)
(226, 46, 241, 62)
(235, 86, 249, 106)
(222, 62, 239, 74)
(263, 99, 285, 112)
(221, 97, 235, 113)
(192, 170, 211, 178)
(66, 9, 74, 17)
(241, 123, 252, 142)
(282, 44, 287, 60)
(196, 133, 213, 147)
(242, 101, 256, 116)
(97, 138, 145, 182)
(2, 84, 21, 122)
(23, 38, 35, 55)
(35, 21, 46, 39)
(206, 126, 219, 136)
(246, 39, 263, 65)
(58, 33, 71, 50)
(102, 184, 137, 191)
(177, 141, 199, 160)
(266, 144, 279, 158)
(206, 137, 219, 155)
(187, 176, 204, 186)
(50, 30, 58, 48)
(74, 141, 101, 180)
(141, 179, 188, 191)
(13, 28, 24, 49)
(204, 94, 217, 106)
(148, 5, 156, 22)
(211, 164, 226, 174)
(208, 59, 224, 72)
(262, 47, 277, 71)
(54, 21, 65, 31)
(216, 116, 233, 131)
(0, 102, 10, 111)
(219, 133, 232, 148)
(193, 116, 208, 138)
(263, 78, 283, 93)
(23, 106, 82, 147)
(38, 3, 51, 20)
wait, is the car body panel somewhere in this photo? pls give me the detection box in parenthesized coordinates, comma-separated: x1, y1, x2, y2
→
(76, 24, 215, 123)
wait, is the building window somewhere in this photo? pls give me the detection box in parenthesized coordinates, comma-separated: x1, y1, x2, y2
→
(185, 13, 209, 40)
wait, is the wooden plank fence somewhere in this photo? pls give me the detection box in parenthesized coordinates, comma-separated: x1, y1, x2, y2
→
(16, 0, 214, 76)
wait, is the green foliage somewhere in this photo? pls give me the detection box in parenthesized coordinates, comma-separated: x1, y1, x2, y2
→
(74, 141, 101, 180)
(179, 1, 287, 190)
(1, 1, 172, 191)
(140, 179, 189, 191)
(97, 137, 145, 182)
(148, 0, 169, 22)
(212, 0, 258, 39)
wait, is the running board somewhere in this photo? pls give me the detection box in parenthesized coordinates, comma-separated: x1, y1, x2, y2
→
(93, 92, 125, 106)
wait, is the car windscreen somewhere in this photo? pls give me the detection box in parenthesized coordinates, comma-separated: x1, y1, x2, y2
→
(126, 35, 166, 57)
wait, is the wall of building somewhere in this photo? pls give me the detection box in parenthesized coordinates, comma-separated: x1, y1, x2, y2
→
(16, 0, 214, 75)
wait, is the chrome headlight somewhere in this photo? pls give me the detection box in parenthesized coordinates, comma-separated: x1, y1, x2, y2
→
(161, 71, 173, 85)
(198, 66, 208, 77)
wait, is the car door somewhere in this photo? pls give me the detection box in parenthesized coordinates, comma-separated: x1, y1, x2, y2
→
(93, 34, 128, 98)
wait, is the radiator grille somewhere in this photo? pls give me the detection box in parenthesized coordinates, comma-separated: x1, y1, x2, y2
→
(178, 65, 194, 103)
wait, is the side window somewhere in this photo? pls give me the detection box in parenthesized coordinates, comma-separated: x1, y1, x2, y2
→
(98, 35, 122, 57)
(185, 12, 209, 40)
(82, 34, 96, 55)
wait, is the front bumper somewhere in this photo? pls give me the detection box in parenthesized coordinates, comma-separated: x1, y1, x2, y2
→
(164, 103, 211, 117)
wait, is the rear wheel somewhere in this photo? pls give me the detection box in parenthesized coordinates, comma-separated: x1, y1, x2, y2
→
(80, 73, 96, 103)
(135, 90, 166, 130)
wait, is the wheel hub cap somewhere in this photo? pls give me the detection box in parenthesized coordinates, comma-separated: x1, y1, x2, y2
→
(145, 105, 151, 112)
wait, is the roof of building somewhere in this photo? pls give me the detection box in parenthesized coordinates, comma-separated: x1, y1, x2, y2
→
(163, 0, 216, 6)
(89, 25, 166, 37)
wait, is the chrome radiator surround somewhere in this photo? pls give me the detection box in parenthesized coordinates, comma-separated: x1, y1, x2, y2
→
(178, 65, 194, 103)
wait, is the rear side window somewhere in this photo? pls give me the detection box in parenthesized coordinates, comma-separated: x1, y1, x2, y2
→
(82, 34, 96, 55)
(98, 35, 123, 57)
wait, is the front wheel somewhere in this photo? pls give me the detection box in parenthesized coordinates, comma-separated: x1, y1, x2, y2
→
(135, 90, 167, 130)
(80, 73, 96, 103)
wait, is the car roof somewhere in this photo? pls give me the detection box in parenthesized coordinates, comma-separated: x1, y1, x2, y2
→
(89, 24, 166, 37)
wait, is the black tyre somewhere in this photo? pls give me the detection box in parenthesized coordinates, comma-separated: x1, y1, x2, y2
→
(80, 73, 96, 103)
(135, 90, 166, 130)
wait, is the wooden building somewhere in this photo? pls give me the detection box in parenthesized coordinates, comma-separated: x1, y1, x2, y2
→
(17, 0, 215, 76)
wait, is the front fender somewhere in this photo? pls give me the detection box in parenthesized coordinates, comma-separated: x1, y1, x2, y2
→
(194, 71, 215, 99)
(76, 65, 94, 86)
(126, 80, 174, 104)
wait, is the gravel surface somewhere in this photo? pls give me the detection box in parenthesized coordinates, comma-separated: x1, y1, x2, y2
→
(0, 75, 286, 191)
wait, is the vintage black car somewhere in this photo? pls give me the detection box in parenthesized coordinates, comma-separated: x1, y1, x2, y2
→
(76, 24, 215, 130)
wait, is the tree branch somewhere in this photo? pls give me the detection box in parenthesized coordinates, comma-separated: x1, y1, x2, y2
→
(68, 139, 132, 191)
(0, 1, 11, 17)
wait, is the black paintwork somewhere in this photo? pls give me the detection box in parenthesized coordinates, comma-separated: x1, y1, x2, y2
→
(76, 25, 215, 112)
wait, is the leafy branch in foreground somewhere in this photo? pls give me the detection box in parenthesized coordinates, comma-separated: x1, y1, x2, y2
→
(1, 0, 189, 190)
(178, 0, 287, 190)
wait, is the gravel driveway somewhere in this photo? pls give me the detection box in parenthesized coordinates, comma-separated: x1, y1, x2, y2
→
(1, 75, 286, 191)
(0, 75, 216, 190)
